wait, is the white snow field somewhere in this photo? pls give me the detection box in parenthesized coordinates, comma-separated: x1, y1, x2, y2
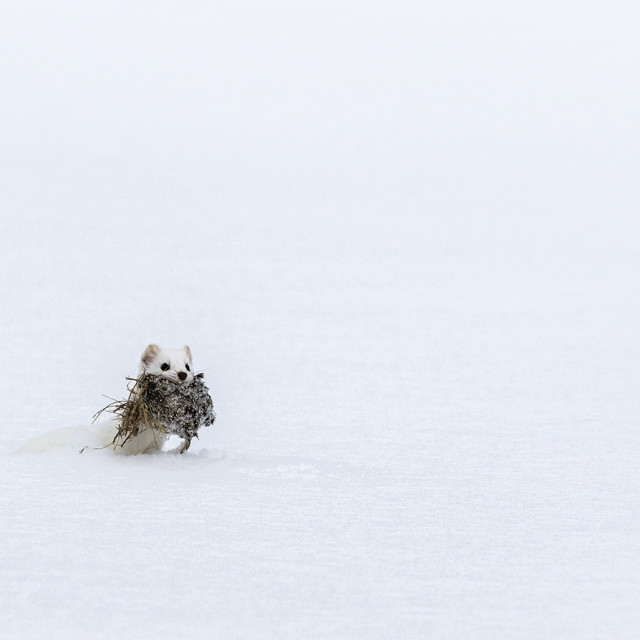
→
(2, 1, 640, 638)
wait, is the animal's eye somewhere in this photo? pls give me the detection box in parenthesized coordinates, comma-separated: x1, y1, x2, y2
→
(185, 363, 191, 371)
(160, 363, 170, 371)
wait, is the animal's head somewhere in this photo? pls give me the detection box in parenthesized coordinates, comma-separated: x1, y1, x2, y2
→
(141, 344, 194, 383)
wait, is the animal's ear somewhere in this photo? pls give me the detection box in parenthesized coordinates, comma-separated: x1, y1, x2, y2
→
(141, 344, 161, 365)
(183, 345, 192, 361)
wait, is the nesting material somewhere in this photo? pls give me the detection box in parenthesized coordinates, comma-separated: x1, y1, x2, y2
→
(95, 373, 216, 452)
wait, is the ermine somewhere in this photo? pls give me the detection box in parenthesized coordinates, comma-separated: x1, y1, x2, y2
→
(16, 344, 196, 455)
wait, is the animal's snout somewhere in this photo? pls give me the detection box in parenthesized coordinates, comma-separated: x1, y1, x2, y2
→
(178, 371, 187, 381)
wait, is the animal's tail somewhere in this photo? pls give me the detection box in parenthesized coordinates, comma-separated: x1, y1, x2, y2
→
(15, 421, 118, 454)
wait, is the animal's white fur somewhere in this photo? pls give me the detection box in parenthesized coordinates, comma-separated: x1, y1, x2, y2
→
(140, 344, 194, 383)
(16, 345, 194, 455)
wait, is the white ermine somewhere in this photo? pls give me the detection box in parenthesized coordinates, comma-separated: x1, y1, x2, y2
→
(16, 344, 195, 455)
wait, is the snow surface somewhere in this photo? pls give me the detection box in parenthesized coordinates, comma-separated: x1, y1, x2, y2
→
(2, 1, 640, 638)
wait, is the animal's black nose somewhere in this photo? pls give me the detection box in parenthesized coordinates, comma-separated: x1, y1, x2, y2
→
(178, 371, 187, 381)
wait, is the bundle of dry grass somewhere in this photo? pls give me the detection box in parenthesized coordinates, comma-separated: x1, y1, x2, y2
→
(94, 372, 216, 452)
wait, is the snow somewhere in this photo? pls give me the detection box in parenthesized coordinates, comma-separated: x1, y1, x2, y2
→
(2, 1, 640, 638)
